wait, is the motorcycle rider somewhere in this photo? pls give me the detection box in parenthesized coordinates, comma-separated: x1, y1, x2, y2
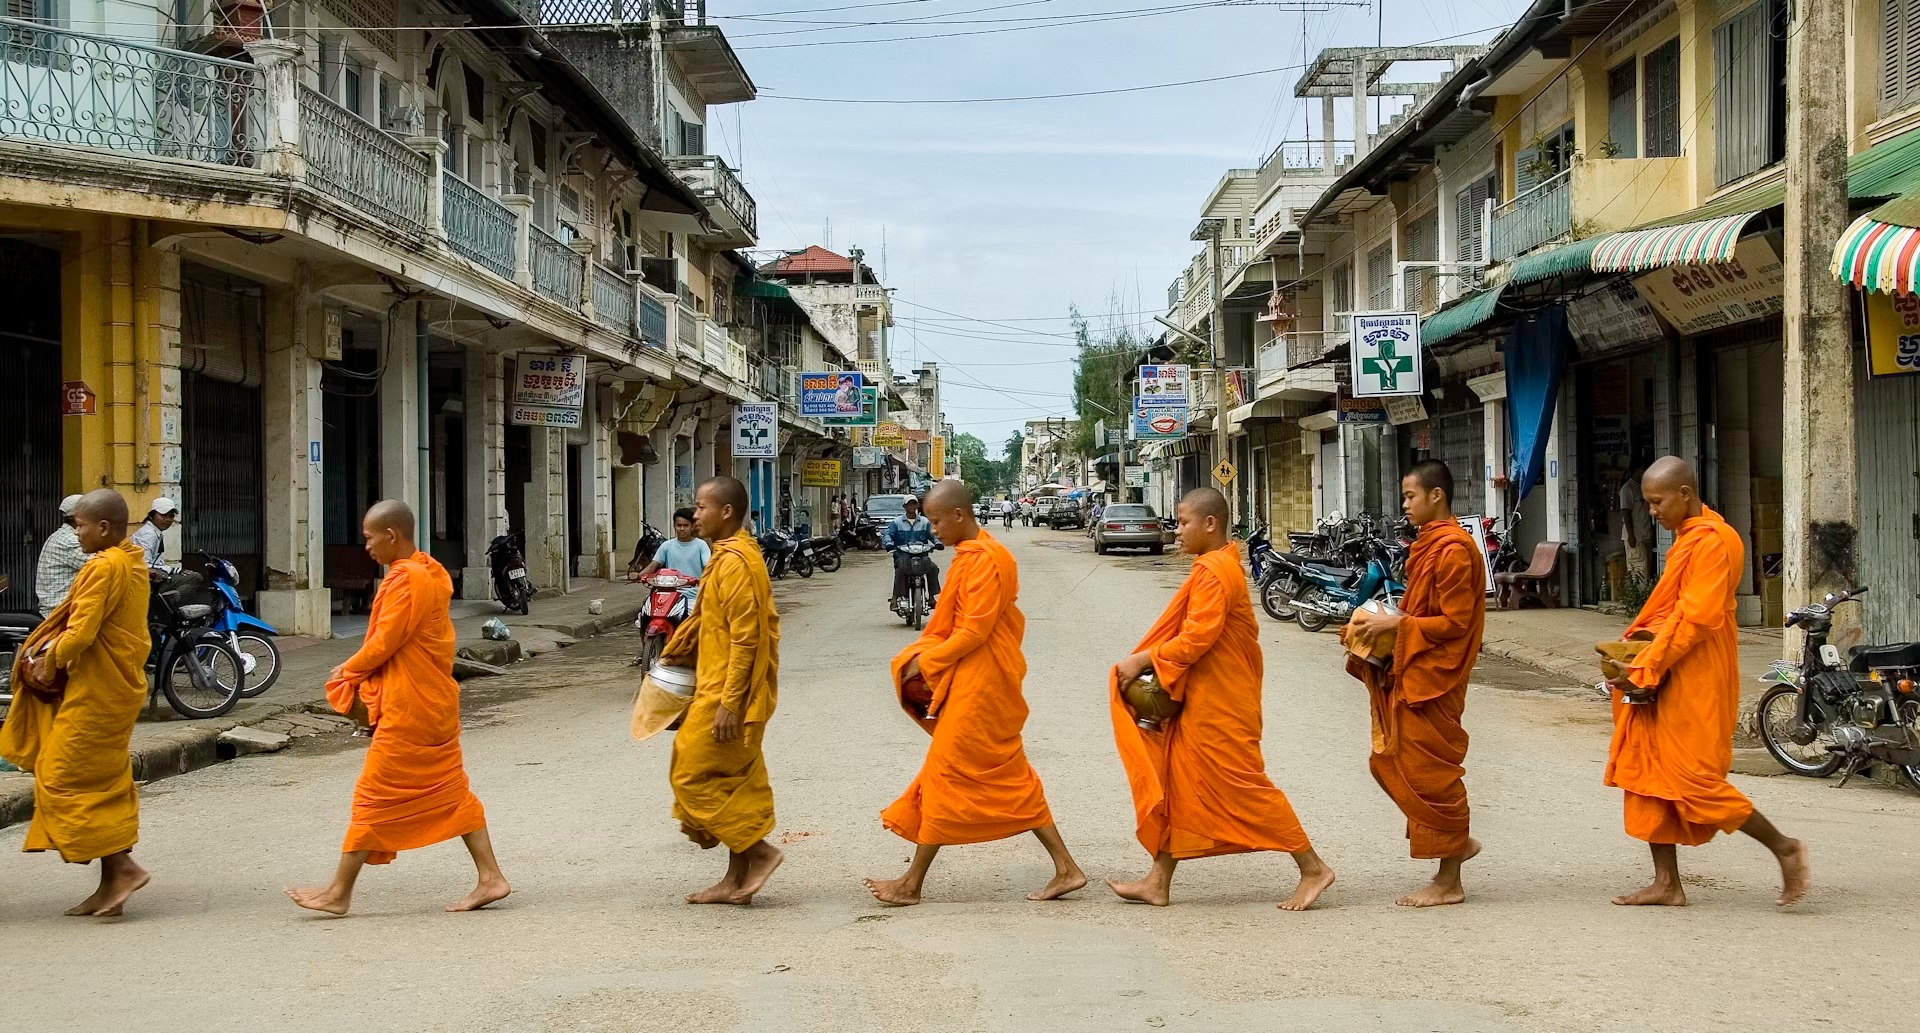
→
(883, 496, 942, 607)
(34, 493, 87, 615)
(634, 508, 710, 606)
(129, 496, 205, 602)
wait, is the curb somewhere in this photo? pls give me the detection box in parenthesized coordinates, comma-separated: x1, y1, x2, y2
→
(0, 603, 644, 832)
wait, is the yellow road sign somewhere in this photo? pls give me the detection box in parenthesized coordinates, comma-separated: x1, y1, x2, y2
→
(1213, 458, 1237, 486)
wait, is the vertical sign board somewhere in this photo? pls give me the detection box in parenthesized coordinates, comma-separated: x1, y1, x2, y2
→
(1349, 312, 1424, 397)
(511, 353, 586, 428)
(821, 385, 880, 427)
(800, 371, 866, 419)
(732, 402, 778, 459)
(930, 435, 946, 478)
(1129, 401, 1188, 441)
(1865, 289, 1920, 377)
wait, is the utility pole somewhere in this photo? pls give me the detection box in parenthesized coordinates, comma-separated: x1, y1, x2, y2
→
(1781, 0, 1856, 650)
(1205, 219, 1228, 505)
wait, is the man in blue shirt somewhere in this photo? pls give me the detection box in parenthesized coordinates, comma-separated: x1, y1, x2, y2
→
(883, 496, 942, 605)
(635, 508, 711, 607)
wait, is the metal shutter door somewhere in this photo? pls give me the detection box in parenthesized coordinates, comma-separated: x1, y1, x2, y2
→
(1855, 365, 1920, 644)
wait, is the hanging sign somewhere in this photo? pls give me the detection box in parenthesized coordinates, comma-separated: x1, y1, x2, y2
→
(930, 435, 946, 476)
(853, 446, 885, 468)
(1337, 395, 1388, 423)
(1349, 312, 1424, 397)
(1124, 466, 1148, 488)
(511, 353, 586, 428)
(1137, 364, 1190, 404)
(1384, 396, 1428, 425)
(1212, 458, 1237, 486)
(799, 370, 865, 419)
(732, 402, 778, 459)
(1129, 399, 1188, 441)
(802, 459, 842, 486)
(821, 384, 879, 427)
(872, 422, 907, 448)
(61, 381, 96, 416)
(1864, 289, 1920, 377)
(1631, 236, 1783, 335)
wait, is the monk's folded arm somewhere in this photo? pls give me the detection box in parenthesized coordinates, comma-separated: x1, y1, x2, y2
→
(49, 566, 118, 670)
(917, 565, 1003, 679)
(717, 569, 761, 716)
(337, 568, 421, 682)
(1402, 550, 1478, 645)
(1149, 569, 1227, 695)
(1629, 540, 1731, 689)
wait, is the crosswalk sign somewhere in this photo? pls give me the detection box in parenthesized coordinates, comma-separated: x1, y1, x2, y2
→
(1213, 459, 1237, 486)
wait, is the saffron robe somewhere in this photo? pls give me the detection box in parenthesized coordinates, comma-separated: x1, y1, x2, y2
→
(662, 531, 780, 852)
(883, 531, 1052, 845)
(1, 541, 150, 863)
(1110, 544, 1312, 859)
(325, 552, 486, 864)
(1346, 518, 1483, 859)
(1605, 506, 1754, 845)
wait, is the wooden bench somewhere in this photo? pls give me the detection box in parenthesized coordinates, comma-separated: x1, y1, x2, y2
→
(1495, 541, 1565, 610)
(325, 545, 382, 615)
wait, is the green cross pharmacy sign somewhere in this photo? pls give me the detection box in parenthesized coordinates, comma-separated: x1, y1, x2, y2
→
(1350, 312, 1424, 397)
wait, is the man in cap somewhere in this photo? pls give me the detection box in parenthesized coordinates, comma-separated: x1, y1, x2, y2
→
(34, 494, 87, 616)
(129, 497, 202, 600)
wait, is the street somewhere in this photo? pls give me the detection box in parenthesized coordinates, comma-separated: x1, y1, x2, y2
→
(5, 524, 1919, 1033)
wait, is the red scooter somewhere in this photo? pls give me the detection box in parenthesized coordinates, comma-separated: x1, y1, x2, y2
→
(637, 569, 698, 668)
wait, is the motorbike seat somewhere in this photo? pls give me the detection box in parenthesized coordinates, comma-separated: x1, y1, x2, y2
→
(1306, 565, 1357, 581)
(175, 603, 213, 622)
(0, 611, 41, 630)
(1848, 642, 1920, 671)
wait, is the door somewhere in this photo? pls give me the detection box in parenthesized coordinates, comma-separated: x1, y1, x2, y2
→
(1856, 366, 1920, 644)
(0, 239, 63, 611)
(179, 264, 266, 594)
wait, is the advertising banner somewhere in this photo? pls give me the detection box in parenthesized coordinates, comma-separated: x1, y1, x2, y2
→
(1863, 288, 1920, 377)
(1349, 312, 1423, 397)
(802, 459, 842, 487)
(1124, 466, 1148, 488)
(799, 370, 865, 419)
(872, 422, 907, 448)
(511, 353, 586, 427)
(732, 402, 777, 459)
(821, 384, 879, 427)
(852, 447, 885, 468)
(930, 435, 946, 477)
(1137, 364, 1190, 404)
(1129, 399, 1188, 441)
(1631, 237, 1783, 336)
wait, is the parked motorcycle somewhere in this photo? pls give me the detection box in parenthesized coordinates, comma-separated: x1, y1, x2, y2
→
(759, 528, 805, 579)
(192, 552, 281, 698)
(796, 532, 841, 574)
(146, 588, 245, 719)
(1756, 586, 1920, 788)
(0, 576, 42, 714)
(636, 570, 698, 669)
(1244, 524, 1277, 582)
(488, 532, 534, 615)
(1283, 536, 1408, 633)
(892, 540, 940, 631)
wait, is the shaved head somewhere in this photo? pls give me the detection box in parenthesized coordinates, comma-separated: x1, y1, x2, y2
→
(1174, 487, 1231, 556)
(1642, 456, 1698, 494)
(365, 499, 416, 540)
(73, 488, 129, 527)
(699, 476, 749, 517)
(694, 476, 750, 541)
(923, 479, 973, 516)
(923, 480, 980, 546)
(1178, 488, 1228, 524)
(361, 499, 416, 566)
(1640, 455, 1702, 532)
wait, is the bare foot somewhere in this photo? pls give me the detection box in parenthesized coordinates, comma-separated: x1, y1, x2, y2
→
(447, 875, 512, 912)
(1105, 876, 1170, 907)
(685, 877, 743, 905)
(285, 885, 351, 916)
(1774, 838, 1810, 906)
(1027, 867, 1088, 901)
(1611, 881, 1687, 906)
(89, 864, 150, 917)
(65, 886, 111, 917)
(1396, 880, 1466, 908)
(1279, 865, 1336, 912)
(863, 875, 922, 907)
(734, 844, 784, 902)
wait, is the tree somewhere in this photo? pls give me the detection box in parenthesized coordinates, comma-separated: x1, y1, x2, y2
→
(1069, 304, 1149, 456)
(952, 432, 997, 491)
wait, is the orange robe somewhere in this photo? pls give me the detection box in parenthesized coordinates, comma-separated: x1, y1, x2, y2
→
(0, 541, 150, 863)
(1605, 506, 1753, 845)
(1346, 518, 1483, 859)
(883, 531, 1052, 845)
(1110, 544, 1311, 859)
(324, 552, 485, 864)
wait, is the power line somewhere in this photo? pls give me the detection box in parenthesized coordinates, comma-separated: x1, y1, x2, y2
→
(729, 0, 1298, 48)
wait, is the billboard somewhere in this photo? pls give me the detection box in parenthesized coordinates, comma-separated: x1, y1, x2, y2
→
(1137, 364, 1190, 404)
(872, 422, 907, 448)
(732, 402, 777, 459)
(510, 353, 586, 427)
(1349, 312, 1424, 397)
(799, 371, 865, 419)
(1129, 400, 1188, 441)
(820, 384, 879, 427)
(852, 447, 885, 468)
(802, 459, 842, 486)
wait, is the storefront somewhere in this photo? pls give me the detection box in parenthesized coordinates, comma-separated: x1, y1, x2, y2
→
(178, 262, 267, 598)
(0, 238, 65, 610)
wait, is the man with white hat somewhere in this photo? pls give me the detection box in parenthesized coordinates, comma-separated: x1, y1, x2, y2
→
(34, 494, 88, 616)
(129, 497, 179, 584)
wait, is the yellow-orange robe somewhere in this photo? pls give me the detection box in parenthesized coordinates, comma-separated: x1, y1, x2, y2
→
(1605, 506, 1753, 845)
(324, 552, 485, 864)
(0, 540, 149, 863)
(661, 531, 780, 852)
(883, 531, 1052, 845)
(1346, 518, 1483, 859)
(1111, 544, 1311, 859)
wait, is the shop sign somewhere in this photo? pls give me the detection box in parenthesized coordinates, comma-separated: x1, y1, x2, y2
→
(511, 353, 585, 428)
(510, 403, 582, 428)
(1337, 395, 1387, 423)
(820, 384, 879, 427)
(930, 435, 946, 477)
(1349, 312, 1424, 397)
(1567, 279, 1665, 360)
(802, 459, 842, 487)
(799, 370, 864, 419)
(1129, 400, 1188, 441)
(1137, 364, 1190, 404)
(1631, 237, 1783, 336)
(1384, 396, 1428, 425)
(61, 381, 96, 416)
(1863, 289, 1920, 377)
(852, 446, 885, 468)
(872, 422, 907, 448)
(732, 402, 777, 459)
(1124, 466, 1148, 488)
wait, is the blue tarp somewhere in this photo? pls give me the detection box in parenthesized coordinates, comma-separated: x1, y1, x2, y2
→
(1505, 305, 1571, 501)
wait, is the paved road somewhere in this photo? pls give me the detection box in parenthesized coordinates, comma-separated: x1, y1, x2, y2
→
(5, 524, 1918, 1033)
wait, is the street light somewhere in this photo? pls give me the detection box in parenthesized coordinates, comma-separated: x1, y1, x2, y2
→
(1153, 316, 1209, 349)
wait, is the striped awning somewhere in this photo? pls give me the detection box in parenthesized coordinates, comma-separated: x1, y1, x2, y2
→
(1589, 212, 1762, 273)
(1831, 212, 1920, 294)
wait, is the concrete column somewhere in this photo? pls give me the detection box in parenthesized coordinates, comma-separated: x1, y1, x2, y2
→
(407, 137, 449, 240)
(460, 348, 507, 600)
(243, 39, 305, 180)
(1468, 372, 1508, 522)
(502, 193, 534, 290)
(576, 387, 614, 579)
(523, 425, 570, 594)
(1351, 57, 1370, 156)
(379, 301, 421, 512)
(1321, 96, 1336, 169)
(257, 271, 330, 635)
(644, 426, 675, 526)
(696, 418, 719, 485)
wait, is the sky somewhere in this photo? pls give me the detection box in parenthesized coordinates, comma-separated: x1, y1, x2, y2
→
(706, 0, 1533, 459)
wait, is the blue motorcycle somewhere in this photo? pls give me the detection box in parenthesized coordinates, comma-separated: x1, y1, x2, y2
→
(1277, 537, 1407, 633)
(193, 553, 281, 698)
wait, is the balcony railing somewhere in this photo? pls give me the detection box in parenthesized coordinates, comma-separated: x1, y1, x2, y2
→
(702, 321, 730, 370)
(1489, 167, 1571, 262)
(0, 18, 263, 167)
(297, 86, 429, 235)
(442, 171, 515, 279)
(676, 303, 700, 353)
(1286, 330, 1344, 370)
(530, 225, 583, 305)
(638, 288, 669, 348)
(664, 154, 756, 240)
(590, 260, 633, 333)
(514, 0, 688, 25)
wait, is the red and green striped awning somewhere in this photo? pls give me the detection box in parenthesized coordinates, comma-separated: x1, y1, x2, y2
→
(1589, 212, 1761, 273)
(1830, 212, 1920, 294)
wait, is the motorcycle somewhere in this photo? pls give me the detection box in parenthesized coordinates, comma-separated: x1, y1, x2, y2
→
(1755, 585, 1920, 788)
(796, 532, 841, 574)
(1283, 536, 1407, 633)
(891, 540, 940, 631)
(191, 552, 281, 699)
(1244, 524, 1277, 582)
(636, 569, 698, 669)
(488, 532, 534, 615)
(758, 528, 806, 579)
(0, 576, 42, 714)
(145, 588, 246, 719)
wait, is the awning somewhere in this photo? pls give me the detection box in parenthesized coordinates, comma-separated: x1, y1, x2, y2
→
(1509, 236, 1605, 285)
(1092, 452, 1120, 465)
(741, 279, 792, 300)
(1423, 286, 1507, 346)
(1225, 395, 1289, 432)
(1830, 213, 1920, 293)
(1589, 212, 1761, 273)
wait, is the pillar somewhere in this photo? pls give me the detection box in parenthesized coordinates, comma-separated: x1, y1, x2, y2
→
(577, 385, 615, 579)
(1468, 372, 1508, 523)
(644, 425, 675, 526)
(257, 270, 330, 635)
(379, 300, 422, 514)
(461, 347, 507, 600)
(524, 425, 570, 593)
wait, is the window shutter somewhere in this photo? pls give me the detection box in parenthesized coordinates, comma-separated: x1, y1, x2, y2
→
(1607, 60, 1638, 158)
(1886, 0, 1920, 112)
(1514, 147, 1541, 198)
(1715, 2, 1776, 185)
(682, 120, 705, 156)
(1644, 40, 1681, 157)
(1366, 243, 1393, 311)
(1455, 176, 1493, 264)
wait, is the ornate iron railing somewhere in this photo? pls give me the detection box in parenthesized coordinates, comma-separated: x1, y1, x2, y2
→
(0, 18, 262, 166)
(514, 0, 685, 25)
(441, 171, 515, 279)
(1490, 167, 1571, 262)
(297, 85, 428, 234)
(663, 154, 756, 240)
(530, 225, 582, 306)
(591, 260, 633, 333)
(637, 289, 668, 348)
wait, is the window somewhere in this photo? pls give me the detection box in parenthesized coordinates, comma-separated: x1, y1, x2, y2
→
(1714, 0, 1787, 186)
(1327, 260, 1353, 332)
(1366, 243, 1393, 312)
(1607, 59, 1638, 158)
(1515, 122, 1574, 197)
(343, 62, 363, 117)
(668, 111, 705, 156)
(1404, 211, 1438, 310)
(1454, 174, 1496, 263)
(1885, 0, 1920, 113)
(1643, 39, 1681, 157)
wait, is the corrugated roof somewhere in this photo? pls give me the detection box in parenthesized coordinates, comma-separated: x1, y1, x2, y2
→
(1422, 285, 1507, 345)
(764, 245, 854, 275)
(1508, 236, 1604, 284)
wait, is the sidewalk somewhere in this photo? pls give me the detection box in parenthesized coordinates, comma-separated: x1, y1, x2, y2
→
(1479, 606, 1785, 696)
(0, 577, 656, 828)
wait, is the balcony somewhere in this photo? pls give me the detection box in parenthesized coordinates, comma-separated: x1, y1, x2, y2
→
(443, 171, 516, 280)
(1570, 156, 1692, 235)
(591, 260, 635, 335)
(664, 154, 756, 244)
(530, 226, 584, 306)
(1255, 139, 1355, 199)
(1489, 167, 1571, 262)
(1258, 334, 1339, 398)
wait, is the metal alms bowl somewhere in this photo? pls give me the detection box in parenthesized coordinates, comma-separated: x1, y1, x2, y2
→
(1121, 670, 1182, 731)
(647, 661, 698, 698)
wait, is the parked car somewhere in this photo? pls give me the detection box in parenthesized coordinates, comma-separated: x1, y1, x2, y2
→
(1046, 497, 1085, 530)
(1093, 504, 1166, 555)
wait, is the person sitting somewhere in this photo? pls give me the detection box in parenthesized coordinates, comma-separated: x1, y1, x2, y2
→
(128, 497, 205, 603)
(635, 508, 712, 606)
(34, 494, 87, 617)
(883, 497, 943, 605)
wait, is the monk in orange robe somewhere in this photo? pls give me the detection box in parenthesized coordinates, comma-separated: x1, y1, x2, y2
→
(1345, 460, 1484, 906)
(1108, 488, 1335, 910)
(1604, 456, 1808, 906)
(1, 490, 152, 917)
(287, 500, 508, 915)
(864, 480, 1086, 906)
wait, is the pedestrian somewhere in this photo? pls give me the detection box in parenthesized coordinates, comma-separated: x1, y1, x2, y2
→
(660, 476, 785, 905)
(1602, 457, 1809, 907)
(864, 481, 1086, 907)
(286, 500, 509, 916)
(1, 489, 152, 917)
(1342, 460, 1484, 907)
(1619, 452, 1654, 586)
(747, 510, 761, 536)
(1106, 488, 1335, 911)
(33, 493, 87, 616)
